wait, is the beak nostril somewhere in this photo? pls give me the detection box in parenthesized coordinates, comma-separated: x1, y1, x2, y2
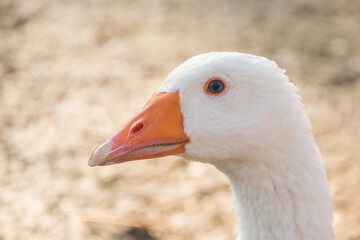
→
(131, 122, 144, 134)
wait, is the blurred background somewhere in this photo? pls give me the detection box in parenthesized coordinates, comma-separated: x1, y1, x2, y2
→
(0, 0, 359, 239)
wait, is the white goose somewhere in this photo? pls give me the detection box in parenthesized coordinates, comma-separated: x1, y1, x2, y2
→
(89, 52, 335, 240)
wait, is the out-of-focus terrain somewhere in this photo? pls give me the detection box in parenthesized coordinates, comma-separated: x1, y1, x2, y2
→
(0, 0, 359, 239)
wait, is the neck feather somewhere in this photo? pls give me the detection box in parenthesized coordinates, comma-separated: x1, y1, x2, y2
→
(215, 143, 334, 240)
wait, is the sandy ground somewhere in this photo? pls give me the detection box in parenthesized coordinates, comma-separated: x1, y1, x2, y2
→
(0, 0, 359, 239)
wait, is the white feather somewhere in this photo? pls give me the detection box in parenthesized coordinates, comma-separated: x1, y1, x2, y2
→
(159, 52, 334, 240)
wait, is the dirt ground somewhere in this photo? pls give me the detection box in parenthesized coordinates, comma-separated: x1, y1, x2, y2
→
(0, 0, 359, 239)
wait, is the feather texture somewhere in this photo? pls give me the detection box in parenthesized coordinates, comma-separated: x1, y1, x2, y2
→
(159, 52, 334, 240)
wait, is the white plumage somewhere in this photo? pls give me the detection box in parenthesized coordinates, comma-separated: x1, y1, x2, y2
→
(90, 52, 335, 240)
(159, 52, 334, 240)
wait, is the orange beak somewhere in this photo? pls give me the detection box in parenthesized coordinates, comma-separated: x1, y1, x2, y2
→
(88, 91, 190, 167)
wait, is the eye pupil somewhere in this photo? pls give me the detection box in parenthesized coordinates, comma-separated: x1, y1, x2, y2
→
(208, 79, 224, 94)
(212, 83, 219, 91)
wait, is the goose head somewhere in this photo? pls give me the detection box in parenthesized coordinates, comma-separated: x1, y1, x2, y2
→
(89, 52, 306, 168)
(89, 52, 334, 240)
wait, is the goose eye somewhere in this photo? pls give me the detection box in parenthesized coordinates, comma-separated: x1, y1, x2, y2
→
(204, 78, 226, 95)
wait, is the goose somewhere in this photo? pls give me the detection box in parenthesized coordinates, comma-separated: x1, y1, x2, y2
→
(89, 52, 335, 240)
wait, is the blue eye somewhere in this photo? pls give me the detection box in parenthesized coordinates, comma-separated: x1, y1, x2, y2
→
(205, 78, 226, 95)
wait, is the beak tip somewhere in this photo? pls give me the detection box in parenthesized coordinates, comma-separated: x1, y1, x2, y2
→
(88, 160, 97, 167)
(88, 139, 112, 167)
